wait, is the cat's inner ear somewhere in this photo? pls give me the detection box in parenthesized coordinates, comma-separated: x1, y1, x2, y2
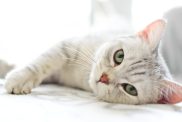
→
(158, 80, 182, 104)
(137, 19, 166, 49)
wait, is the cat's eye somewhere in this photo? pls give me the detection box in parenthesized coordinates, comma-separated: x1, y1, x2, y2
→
(121, 83, 138, 96)
(113, 49, 124, 65)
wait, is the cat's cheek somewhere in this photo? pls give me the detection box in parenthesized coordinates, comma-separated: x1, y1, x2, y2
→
(88, 72, 99, 93)
(110, 59, 115, 67)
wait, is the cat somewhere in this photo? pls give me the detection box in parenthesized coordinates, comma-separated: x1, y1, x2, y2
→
(4, 19, 182, 105)
(0, 60, 14, 79)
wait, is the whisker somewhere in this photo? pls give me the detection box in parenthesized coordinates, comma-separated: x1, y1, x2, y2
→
(61, 56, 91, 70)
(67, 63, 91, 73)
(63, 43, 96, 63)
(64, 46, 93, 64)
(67, 61, 91, 71)
(80, 44, 95, 60)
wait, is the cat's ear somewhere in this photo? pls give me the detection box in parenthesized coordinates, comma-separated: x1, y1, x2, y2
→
(137, 19, 166, 49)
(157, 79, 182, 104)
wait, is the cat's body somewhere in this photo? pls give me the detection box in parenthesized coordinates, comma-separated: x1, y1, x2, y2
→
(43, 36, 101, 91)
(0, 60, 14, 78)
(3, 19, 182, 104)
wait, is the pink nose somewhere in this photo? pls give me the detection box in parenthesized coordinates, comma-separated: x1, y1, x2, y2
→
(99, 73, 109, 84)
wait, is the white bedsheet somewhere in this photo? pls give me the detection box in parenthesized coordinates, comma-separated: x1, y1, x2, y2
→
(0, 80, 182, 122)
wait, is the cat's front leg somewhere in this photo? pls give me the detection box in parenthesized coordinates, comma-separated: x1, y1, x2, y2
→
(5, 67, 40, 94)
(5, 48, 65, 94)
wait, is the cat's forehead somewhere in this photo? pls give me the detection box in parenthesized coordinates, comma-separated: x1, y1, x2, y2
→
(112, 36, 151, 56)
(114, 35, 142, 46)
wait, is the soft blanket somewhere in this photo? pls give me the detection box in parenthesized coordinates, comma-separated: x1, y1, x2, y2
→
(0, 80, 182, 122)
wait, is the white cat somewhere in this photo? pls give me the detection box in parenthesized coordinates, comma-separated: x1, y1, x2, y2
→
(0, 60, 14, 78)
(4, 19, 182, 104)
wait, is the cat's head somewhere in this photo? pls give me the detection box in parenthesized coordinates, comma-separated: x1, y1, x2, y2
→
(89, 19, 182, 104)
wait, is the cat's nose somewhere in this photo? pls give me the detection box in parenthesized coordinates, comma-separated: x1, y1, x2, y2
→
(99, 73, 109, 85)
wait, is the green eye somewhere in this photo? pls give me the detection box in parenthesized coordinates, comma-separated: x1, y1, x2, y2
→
(121, 83, 138, 96)
(113, 49, 124, 65)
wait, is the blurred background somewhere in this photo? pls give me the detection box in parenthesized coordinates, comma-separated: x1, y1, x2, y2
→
(0, 0, 182, 79)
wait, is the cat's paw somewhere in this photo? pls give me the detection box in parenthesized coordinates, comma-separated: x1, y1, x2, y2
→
(5, 68, 39, 94)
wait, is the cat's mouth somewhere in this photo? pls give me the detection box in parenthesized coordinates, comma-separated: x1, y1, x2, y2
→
(97, 73, 109, 85)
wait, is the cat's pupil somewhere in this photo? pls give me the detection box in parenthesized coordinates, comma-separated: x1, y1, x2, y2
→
(126, 85, 134, 91)
(117, 53, 124, 58)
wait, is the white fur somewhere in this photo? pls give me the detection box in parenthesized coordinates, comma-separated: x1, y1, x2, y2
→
(4, 20, 177, 104)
